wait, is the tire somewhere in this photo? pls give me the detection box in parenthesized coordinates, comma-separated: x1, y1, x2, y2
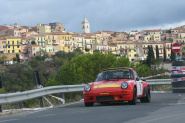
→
(128, 87, 137, 105)
(140, 86, 151, 103)
(85, 102, 94, 107)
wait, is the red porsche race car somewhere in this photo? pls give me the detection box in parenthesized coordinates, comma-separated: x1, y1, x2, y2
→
(83, 67, 151, 106)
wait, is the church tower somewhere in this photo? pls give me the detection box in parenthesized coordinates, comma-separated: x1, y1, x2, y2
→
(82, 18, 90, 33)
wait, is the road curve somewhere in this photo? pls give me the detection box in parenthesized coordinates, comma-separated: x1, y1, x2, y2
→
(0, 93, 185, 123)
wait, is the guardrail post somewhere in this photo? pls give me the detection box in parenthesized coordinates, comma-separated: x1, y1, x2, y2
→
(39, 97, 44, 107)
(34, 71, 44, 107)
(61, 93, 65, 104)
(16, 91, 23, 109)
(152, 85, 155, 91)
(0, 105, 2, 112)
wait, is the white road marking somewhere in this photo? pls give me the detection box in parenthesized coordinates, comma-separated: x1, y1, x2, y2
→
(139, 112, 185, 123)
(35, 114, 55, 117)
(0, 119, 17, 122)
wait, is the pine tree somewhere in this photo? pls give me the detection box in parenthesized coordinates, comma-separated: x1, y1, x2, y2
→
(146, 45, 151, 67)
(170, 43, 176, 61)
(156, 45, 159, 59)
(163, 47, 166, 61)
(150, 45, 155, 59)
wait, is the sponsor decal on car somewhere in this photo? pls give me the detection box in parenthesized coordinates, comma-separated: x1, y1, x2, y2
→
(100, 93, 109, 95)
(94, 84, 121, 88)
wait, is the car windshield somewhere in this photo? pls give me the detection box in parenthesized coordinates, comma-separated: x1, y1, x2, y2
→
(95, 68, 134, 81)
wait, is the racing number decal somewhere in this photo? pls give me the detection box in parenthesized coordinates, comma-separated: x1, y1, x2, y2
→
(136, 81, 143, 96)
(133, 70, 143, 96)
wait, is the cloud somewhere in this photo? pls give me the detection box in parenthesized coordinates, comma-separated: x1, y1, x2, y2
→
(1, 0, 185, 33)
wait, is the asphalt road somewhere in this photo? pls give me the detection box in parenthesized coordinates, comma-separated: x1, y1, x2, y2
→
(1, 93, 185, 123)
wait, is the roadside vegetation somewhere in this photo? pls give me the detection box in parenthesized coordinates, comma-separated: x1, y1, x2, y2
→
(0, 48, 170, 109)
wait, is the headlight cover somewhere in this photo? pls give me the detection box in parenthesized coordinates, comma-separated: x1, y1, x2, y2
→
(84, 84, 91, 91)
(121, 82, 128, 89)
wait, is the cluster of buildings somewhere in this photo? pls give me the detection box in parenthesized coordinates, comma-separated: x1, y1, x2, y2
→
(0, 18, 185, 62)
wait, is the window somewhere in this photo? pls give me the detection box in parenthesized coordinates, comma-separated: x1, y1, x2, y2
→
(25, 55, 27, 57)
(38, 37, 39, 40)
(8, 50, 10, 53)
(62, 36, 64, 39)
(134, 50, 136, 52)
(53, 36, 54, 39)
(73, 38, 74, 41)
(131, 59, 134, 61)
(8, 46, 10, 48)
(141, 45, 142, 47)
(33, 48, 35, 50)
(40, 48, 41, 50)
(13, 46, 14, 49)
(17, 41, 19, 44)
(12, 41, 14, 44)
(129, 50, 131, 52)
(17, 46, 19, 48)
(12, 50, 14, 53)
(63, 42, 64, 44)
(3, 46, 6, 48)
(19, 50, 21, 53)
(2, 41, 6, 44)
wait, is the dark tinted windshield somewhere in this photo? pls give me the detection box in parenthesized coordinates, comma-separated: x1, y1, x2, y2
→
(95, 68, 134, 81)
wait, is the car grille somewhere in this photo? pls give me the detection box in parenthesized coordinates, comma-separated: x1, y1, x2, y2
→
(96, 96, 114, 101)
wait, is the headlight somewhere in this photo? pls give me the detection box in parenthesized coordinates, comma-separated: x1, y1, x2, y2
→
(84, 84, 91, 91)
(121, 82, 128, 89)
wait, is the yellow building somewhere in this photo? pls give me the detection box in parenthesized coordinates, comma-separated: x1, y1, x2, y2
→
(6, 37, 22, 53)
(59, 33, 73, 52)
(180, 45, 185, 57)
(109, 45, 119, 55)
(143, 34, 161, 42)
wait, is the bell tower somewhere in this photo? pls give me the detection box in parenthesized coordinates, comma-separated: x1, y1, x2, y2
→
(82, 18, 90, 33)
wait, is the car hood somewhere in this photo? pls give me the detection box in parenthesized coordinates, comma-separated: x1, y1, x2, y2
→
(92, 79, 131, 92)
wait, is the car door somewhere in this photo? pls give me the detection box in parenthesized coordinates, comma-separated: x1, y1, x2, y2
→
(133, 70, 143, 96)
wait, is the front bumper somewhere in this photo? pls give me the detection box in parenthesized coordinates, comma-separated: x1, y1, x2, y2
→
(83, 90, 133, 103)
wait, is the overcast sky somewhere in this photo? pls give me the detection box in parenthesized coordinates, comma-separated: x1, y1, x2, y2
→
(1, 0, 185, 33)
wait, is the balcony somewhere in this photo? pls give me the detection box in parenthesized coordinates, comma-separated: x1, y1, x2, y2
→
(166, 47, 171, 49)
(7, 43, 21, 46)
(42, 45, 46, 48)
(65, 44, 72, 46)
(78, 45, 85, 47)
(86, 46, 93, 49)
(143, 47, 148, 49)
(38, 41, 45, 43)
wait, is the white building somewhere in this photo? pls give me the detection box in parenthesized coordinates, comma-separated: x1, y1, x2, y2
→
(82, 18, 90, 33)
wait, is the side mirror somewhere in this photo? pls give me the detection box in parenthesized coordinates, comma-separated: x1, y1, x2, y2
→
(141, 78, 146, 81)
(136, 77, 139, 81)
(91, 80, 94, 82)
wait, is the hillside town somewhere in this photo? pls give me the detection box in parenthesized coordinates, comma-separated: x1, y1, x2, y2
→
(0, 18, 185, 63)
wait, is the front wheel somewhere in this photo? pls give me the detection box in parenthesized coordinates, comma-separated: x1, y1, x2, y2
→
(85, 102, 94, 107)
(128, 87, 137, 105)
(140, 86, 151, 103)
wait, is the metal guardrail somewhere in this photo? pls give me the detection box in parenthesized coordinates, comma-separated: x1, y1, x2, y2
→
(146, 79, 171, 85)
(0, 79, 171, 105)
(0, 84, 85, 105)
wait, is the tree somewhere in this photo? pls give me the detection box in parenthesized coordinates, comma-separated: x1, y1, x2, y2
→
(55, 51, 66, 59)
(150, 45, 155, 59)
(163, 47, 166, 61)
(1, 55, 7, 62)
(146, 46, 152, 67)
(170, 43, 176, 61)
(156, 45, 159, 59)
(48, 52, 151, 86)
(31, 41, 36, 44)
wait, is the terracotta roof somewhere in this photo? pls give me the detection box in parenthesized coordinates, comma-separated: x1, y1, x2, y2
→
(21, 38, 34, 40)
(115, 39, 128, 41)
(22, 31, 34, 35)
(34, 34, 45, 37)
(172, 28, 185, 30)
(143, 29, 161, 32)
